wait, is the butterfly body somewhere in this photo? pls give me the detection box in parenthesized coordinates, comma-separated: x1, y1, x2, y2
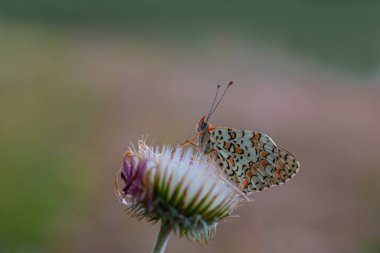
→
(196, 116, 300, 194)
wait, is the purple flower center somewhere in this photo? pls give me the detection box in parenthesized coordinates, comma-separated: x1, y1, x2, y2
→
(120, 157, 152, 206)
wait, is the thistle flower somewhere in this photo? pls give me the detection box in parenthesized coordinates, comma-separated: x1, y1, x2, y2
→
(115, 140, 247, 253)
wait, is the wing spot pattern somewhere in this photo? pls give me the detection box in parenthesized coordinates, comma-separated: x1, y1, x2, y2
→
(206, 128, 300, 193)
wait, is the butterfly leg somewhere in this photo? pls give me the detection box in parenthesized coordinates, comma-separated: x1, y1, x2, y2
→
(179, 139, 198, 148)
(171, 134, 199, 156)
(203, 148, 223, 168)
(178, 133, 199, 148)
(204, 148, 218, 158)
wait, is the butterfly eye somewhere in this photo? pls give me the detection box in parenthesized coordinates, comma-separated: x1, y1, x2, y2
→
(197, 122, 208, 132)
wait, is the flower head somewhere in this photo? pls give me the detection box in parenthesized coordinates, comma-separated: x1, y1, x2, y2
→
(115, 140, 246, 242)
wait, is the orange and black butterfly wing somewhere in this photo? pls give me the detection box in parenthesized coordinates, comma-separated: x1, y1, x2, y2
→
(210, 128, 300, 193)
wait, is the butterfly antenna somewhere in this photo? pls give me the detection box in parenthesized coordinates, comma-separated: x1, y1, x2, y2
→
(207, 81, 233, 120)
(206, 84, 221, 121)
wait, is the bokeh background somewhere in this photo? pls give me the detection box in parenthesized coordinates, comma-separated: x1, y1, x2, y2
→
(1, 1, 380, 253)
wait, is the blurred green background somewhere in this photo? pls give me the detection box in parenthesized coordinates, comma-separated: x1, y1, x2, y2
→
(0, 1, 379, 253)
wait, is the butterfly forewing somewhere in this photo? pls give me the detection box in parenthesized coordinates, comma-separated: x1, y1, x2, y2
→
(209, 128, 300, 193)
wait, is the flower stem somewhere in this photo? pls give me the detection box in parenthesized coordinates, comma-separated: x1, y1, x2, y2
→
(151, 222, 172, 253)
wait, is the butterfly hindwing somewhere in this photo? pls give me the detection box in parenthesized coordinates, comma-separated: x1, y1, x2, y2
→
(210, 128, 299, 193)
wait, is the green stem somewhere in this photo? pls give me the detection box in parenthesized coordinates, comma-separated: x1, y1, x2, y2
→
(151, 222, 172, 253)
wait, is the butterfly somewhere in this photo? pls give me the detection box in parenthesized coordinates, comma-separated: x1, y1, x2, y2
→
(182, 81, 300, 194)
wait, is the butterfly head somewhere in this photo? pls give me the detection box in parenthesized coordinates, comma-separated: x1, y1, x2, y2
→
(196, 116, 208, 133)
